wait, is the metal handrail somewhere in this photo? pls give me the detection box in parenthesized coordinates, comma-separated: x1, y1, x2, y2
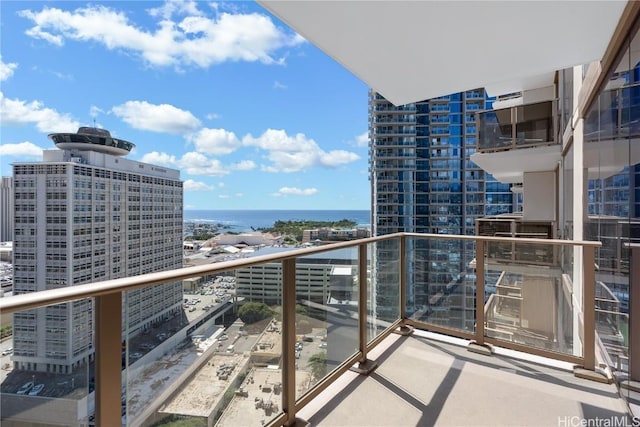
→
(0, 232, 602, 427)
(0, 233, 600, 314)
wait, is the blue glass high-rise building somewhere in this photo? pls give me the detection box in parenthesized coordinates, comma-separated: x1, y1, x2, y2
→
(369, 89, 513, 328)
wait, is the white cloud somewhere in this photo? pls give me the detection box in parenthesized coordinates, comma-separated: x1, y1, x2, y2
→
(206, 113, 221, 120)
(218, 194, 230, 199)
(0, 92, 79, 133)
(273, 81, 287, 90)
(112, 101, 201, 134)
(183, 179, 214, 191)
(355, 131, 369, 147)
(140, 151, 178, 166)
(179, 152, 228, 176)
(187, 128, 240, 155)
(0, 57, 18, 81)
(140, 150, 255, 177)
(18, 4, 304, 70)
(230, 160, 256, 171)
(89, 105, 104, 118)
(0, 141, 44, 158)
(276, 187, 318, 196)
(147, 0, 202, 20)
(243, 129, 360, 173)
(51, 70, 73, 81)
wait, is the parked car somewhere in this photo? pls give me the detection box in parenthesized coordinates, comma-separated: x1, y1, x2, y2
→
(16, 381, 33, 395)
(28, 384, 44, 396)
(1, 347, 13, 356)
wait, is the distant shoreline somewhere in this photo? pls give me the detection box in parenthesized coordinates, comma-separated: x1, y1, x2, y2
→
(183, 209, 371, 233)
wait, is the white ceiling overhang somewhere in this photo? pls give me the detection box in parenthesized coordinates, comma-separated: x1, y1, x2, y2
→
(258, 1, 627, 105)
(470, 145, 562, 184)
(471, 138, 640, 183)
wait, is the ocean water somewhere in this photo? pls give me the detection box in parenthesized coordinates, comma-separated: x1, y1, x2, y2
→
(184, 210, 371, 232)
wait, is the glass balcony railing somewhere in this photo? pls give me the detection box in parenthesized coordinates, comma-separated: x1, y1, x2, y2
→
(477, 100, 557, 152)
(0, 233, 602, 427)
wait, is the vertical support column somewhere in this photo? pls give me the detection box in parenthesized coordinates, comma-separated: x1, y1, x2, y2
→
(282, 258, 297, 426)
(572, 114, 586, 359)
(394, 235, 414, 337)
(95, 292, 122, 427)
(475, 239, 485, 346)
(629, 244, 640, 382)
(582, 245, 596, 371)
(352, 243, 378, 374)
(400, 236, 407, 321)
(358, 243, 368, 362)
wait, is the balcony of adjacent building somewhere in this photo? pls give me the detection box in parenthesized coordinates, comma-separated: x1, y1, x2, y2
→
(1, 232, 638, 427)
(471, 82, 640, 188)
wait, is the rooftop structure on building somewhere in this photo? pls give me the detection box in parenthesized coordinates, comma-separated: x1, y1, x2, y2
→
(48, 127, 135, 156)
(11, 128, 184, 374)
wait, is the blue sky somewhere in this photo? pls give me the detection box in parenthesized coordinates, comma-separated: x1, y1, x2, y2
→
(0, 1, 370, 210)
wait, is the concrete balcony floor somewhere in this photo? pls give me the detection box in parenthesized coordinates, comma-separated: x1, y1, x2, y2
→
(297, 330, 631, 427)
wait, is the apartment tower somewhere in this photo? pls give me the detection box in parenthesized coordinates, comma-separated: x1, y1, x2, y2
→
(369, 90, 513, 328)
(11, 128, 184, 373)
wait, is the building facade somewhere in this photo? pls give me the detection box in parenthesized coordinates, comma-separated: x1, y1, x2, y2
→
(301, 227, 370, 243)
(369, 89, 513, 328)
(0, 176, 14, 242)
(12, 133, 184, 373)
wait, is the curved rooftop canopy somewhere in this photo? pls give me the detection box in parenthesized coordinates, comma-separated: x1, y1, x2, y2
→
(259, 1, 628, 105)
(48, 127, 135, 156)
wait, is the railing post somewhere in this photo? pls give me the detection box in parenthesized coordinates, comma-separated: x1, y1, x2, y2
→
(282, 258, 298, 426)
(400, 236, 406, 321)
(358, 243, 368, 362)
(475, 239, 485, 346)
(352, 244, 378, 374)
(95, 292, 122, 427)
(629, 243, 640, 382)
(582, 245, 596, 371)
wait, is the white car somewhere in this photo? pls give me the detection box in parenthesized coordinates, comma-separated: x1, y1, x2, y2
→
(1, 347, 13, 356)
(28, 384, 44, 396)
(16, 381, 33, 395)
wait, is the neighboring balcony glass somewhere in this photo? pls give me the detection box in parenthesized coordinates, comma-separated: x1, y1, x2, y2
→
(484, 242, 579, 357)
(478, 101, 555, 152)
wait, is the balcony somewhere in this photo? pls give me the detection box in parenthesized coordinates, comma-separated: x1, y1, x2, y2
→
(470, 101, 560, 184)
(0, 233, 636, 427)
(476, 215, 557, 266)
(477, 101, 556, 153)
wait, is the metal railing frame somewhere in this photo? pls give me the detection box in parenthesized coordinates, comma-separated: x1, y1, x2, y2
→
(0, 233, 601, 426)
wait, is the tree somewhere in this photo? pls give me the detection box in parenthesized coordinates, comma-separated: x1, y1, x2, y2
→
(307, 352, 327, 380)
(238, 302, 274, 324)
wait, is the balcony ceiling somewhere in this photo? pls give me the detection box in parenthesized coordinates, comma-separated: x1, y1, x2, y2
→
(258, 1, 627, 105)
(470, 145, 561, 183)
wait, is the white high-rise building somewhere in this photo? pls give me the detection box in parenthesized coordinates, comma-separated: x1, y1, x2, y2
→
(0, 176, 14, 242)
(12, 128, 183, 373)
